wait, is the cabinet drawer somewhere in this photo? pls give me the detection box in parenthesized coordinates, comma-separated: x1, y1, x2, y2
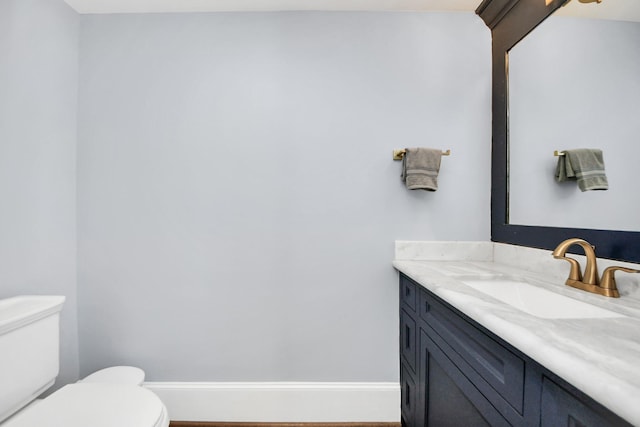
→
(400, 275, 417, 312)
(419, 289, 525, 415)
(400, 309, 418, 374)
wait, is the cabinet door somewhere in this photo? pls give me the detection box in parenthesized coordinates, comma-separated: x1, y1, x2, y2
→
(541, 378, 632, 427)
(420, 330, 510, 427)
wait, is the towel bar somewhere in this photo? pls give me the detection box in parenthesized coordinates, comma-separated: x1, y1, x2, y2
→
(554, 150, 566, 156)
(393, 149, 451, 160)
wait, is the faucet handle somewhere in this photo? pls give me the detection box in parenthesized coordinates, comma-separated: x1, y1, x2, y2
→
(553, 255, 583, 282)
(599, 266, 640, 297)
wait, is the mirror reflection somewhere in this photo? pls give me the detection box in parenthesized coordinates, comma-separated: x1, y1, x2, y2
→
(508, 1, 640, 232)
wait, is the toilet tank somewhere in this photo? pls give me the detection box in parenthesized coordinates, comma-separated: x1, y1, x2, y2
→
(0, 296, 65, 423)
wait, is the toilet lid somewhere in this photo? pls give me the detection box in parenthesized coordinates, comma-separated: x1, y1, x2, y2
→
(3, 383, 168, 427)
(80, 366, 145, 385)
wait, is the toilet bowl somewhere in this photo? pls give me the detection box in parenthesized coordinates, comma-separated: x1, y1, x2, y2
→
(0, 296, 169, 427)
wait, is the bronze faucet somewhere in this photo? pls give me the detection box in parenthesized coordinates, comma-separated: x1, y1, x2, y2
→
(552, 238, 639, 298)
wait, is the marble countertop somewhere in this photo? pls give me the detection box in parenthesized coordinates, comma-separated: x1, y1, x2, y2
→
(393, 241, 640, 426)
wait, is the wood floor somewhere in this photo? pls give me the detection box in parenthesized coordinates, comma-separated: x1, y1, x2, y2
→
(170, 423, 401, 427)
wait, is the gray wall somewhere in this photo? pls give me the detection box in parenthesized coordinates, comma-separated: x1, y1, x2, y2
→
(76, 11, 491, 382)
(0, 0, 79, 386)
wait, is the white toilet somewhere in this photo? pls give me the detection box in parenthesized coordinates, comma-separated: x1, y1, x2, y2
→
(0, 295, 169, 427)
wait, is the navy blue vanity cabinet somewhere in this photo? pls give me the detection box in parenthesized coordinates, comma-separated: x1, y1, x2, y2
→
(398, 273, 632, 427)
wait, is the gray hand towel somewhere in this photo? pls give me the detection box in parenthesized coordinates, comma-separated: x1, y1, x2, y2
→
(555, 148, 608, 191)
(401, 148, 442, 191)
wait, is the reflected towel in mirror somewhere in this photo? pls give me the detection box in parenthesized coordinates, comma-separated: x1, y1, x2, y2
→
(555, 148, 608, 191)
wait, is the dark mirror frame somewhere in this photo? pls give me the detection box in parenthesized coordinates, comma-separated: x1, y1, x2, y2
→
(476, 0, 640, 263)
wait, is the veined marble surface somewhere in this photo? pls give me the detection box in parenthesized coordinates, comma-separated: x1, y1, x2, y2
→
(393, 241, 640, 426)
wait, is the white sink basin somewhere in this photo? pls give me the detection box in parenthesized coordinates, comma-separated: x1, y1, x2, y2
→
(460, 277, 624, 319)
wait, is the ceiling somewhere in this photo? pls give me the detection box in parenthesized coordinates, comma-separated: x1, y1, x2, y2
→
(63, 0, 640, 22)
(63, 0, 480, 14)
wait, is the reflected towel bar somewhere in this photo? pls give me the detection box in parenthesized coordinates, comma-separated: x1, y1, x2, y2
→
(393, 149, 451, 160)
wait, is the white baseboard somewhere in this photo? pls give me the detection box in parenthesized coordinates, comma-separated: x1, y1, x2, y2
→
(144, 381, 401, 423)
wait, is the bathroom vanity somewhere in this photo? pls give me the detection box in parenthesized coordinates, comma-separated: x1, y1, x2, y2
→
(394, 242, 640, 427)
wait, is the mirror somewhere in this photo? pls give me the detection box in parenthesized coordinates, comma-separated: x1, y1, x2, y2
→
(476, 0, 640, 263)
(509, 2, 640, 232)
